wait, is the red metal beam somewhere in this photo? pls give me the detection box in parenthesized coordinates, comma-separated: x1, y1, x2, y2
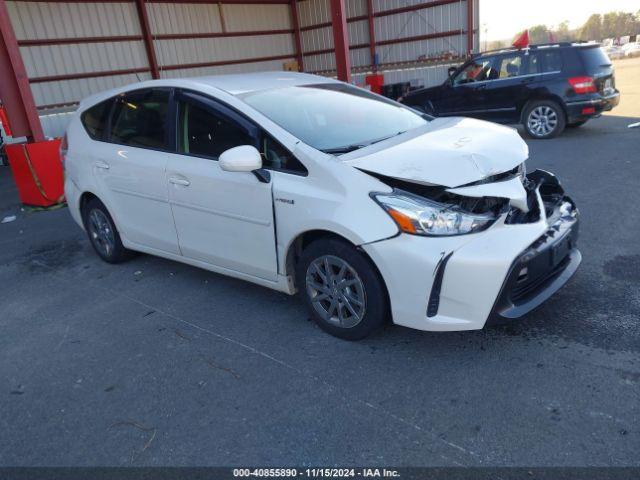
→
(29, 67, 150, 83)
(300, 0, 463, 32)
(303, 29, 463, 57)
(289, 0, 304, 71)
(135, 0, 159, 79)
(0, 0, 44, 142)
(160, 53, 294, 71)
(365, 0, 375, 71)
(18, 35, 143, 46)
(37, 101, 80, 111)
(330, 0, 350, 82)
(155, 29, 293, 40)
(466, 0, 474, 54)
(10, 0, 291, 3)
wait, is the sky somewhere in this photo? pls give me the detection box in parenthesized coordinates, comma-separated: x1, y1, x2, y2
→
(480, 0, 640, 41)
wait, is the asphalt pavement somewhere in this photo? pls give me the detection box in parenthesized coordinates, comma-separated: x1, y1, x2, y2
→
(0, 98, 639, 467)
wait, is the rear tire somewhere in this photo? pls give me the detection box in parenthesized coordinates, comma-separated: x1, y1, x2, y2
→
(82, 198, 132, 264)
(296, 238, 388, 341)
(523, 100, 566, 139)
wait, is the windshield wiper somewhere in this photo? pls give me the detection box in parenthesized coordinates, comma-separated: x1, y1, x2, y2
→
(320, 144, 367, 154)
(321, 131, 407, 155)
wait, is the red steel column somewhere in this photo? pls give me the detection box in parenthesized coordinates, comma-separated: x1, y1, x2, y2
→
(466, 0, 474, 54)
(366, 0, 376, 71)
(290, 0, 304, 71)
(330, 0, 351, 82)
(0, 0, 44, 142)
(135, 0, 160, 79)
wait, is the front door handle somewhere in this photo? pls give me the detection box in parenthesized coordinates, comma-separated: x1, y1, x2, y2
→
(169, 177, 190, 187)
(94, 161, 110, 170)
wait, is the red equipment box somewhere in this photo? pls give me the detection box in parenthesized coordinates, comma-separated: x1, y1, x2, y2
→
(6, 139, 64, 207)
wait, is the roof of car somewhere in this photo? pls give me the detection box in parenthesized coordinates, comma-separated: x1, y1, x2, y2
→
(182, 71, 339, 95)
(78, 71, 340, 110)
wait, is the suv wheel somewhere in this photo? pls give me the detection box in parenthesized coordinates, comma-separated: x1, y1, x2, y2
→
(82, 198, 132, 264)
(523, 100, 566, 139)
(296, 238, 388, 341)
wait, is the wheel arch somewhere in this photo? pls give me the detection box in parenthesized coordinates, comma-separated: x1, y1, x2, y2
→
(284, 229, 391, 306)
(520, 95, 568, 124)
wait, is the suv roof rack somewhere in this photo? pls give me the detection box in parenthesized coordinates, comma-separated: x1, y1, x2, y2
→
(473, 40, 599, 57)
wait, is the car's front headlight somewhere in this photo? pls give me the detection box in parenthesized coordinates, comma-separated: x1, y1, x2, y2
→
(372, 190, 496, 236)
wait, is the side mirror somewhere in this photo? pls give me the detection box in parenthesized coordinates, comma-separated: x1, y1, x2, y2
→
(448, 66, 457, 77)
(219, 145, 262, 173)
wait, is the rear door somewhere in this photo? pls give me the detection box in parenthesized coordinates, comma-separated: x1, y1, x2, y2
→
(481, 52, 531, 123)
(165, 91, 278, 281)
(91, 88, 179, 254)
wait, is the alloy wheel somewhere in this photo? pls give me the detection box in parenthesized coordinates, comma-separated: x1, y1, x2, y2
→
(527, 106, 558, 137)
(305, 255, 367, 328)
(88, 209, 115, 258)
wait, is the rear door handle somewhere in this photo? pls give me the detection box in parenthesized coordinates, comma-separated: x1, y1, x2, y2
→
(169, 177, 190, 187)
(94, 161, 110, 170)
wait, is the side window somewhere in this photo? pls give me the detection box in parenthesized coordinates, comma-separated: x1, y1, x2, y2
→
(109, 89, 169, 150)
(178, 100, 253, 159)
(498, 54, 523, 79)
(453, 58, 496, 85)
(260, 134, 307, 175)
(81, 99, 112, 140)
(526, 51, 563, 74)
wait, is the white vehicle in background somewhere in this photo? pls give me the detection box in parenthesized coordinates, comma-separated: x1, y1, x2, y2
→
(62, 72, 581, 340)
(604, 45, 624, 60)
(622, 42, 640, 58)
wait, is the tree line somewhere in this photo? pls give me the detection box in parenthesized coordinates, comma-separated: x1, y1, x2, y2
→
(486, 10, 640, 50)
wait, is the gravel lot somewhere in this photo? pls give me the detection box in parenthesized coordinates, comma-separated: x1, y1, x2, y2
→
(0, 60, 639, 467)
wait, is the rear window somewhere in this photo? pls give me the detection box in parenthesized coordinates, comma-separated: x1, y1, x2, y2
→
(81, 99, 112, 140)
(579, 47, 612, 70)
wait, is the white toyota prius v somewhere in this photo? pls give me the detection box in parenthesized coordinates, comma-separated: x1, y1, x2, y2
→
(63, 72, 581, 340)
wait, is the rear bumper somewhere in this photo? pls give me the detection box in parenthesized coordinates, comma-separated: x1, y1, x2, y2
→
(565, 91, 620, 122)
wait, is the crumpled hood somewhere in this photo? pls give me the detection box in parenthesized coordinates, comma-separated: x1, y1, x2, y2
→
(344, 117, 529, 188)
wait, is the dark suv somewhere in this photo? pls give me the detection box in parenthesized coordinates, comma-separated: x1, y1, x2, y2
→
(401, 43, 620, 139)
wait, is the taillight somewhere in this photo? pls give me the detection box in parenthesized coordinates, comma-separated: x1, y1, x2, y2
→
(60, 134, 68, 170)
(569, 76, 597, 94)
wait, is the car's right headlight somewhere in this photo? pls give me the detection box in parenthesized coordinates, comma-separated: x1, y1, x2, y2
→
(372, 190, 496, 236)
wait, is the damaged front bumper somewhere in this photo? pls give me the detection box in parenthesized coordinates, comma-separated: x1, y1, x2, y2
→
(361, 170, 581, 332)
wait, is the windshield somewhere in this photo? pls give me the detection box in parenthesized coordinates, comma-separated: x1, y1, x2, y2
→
(240, 84, 428, 153)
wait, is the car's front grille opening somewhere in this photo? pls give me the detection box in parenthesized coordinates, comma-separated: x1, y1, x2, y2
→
(511, 254, 571, 303)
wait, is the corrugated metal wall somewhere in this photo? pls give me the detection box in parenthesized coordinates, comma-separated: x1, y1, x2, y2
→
(148, 2, 295, 77)
(296, 0, 479, 88)
(8, 1, 151, 110)
(3, 0, 479, 138)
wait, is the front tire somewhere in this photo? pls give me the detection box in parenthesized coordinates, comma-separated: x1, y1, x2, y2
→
(82, 198, 132, 264)
(296, 238, 389, 340)
(523, 100, 566, 139)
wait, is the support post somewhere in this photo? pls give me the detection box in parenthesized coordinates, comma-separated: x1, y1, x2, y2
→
(366, 0, 376, 71)
(330, 0, 351, 82)
(466, 0, 474, 54)
(290, 0, 304, 71)
(135, 0, 160, 79)
(0, 0, 44, 142)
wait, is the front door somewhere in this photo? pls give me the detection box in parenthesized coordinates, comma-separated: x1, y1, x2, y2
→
(481, 53, 531, 123)
(93, 88, 179, 254)
(437, 57, 497, 117)
(166, 91, 278, 281)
